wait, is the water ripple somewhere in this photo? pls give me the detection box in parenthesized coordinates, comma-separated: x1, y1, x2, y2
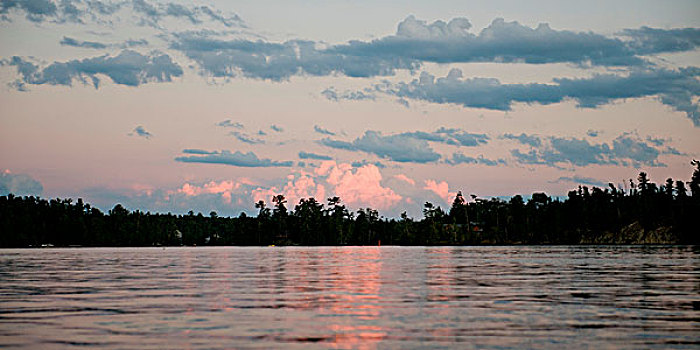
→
(0, 246, 698, 349)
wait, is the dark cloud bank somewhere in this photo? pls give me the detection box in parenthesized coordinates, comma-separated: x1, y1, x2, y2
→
(175, 150, 293, 167)
(3, 4, 699, 125)
(3, 50, 183, 89)
(0, 171, 43, 196)
(508, 132, 675, 167)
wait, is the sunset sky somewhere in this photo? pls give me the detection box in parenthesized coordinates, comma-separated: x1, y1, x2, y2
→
(1, 0, 699, 217)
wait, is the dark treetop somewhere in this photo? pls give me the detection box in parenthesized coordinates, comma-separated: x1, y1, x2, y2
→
(1, 161, 699, 247)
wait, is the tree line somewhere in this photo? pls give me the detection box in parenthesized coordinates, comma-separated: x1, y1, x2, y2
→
(1, 161, 698, 247)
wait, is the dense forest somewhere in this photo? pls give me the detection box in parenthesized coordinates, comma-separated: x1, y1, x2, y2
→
(1, 162, 699, 247)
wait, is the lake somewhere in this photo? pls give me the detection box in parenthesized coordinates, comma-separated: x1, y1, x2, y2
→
(0, 246, 698, 349)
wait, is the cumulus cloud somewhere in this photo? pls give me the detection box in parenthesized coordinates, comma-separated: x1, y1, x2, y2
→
(402, 127, 489, 147)
(60, 36, 108, 49)
(230, 131, 264, 144)
(423, 179, 455, 205)
(60, 36, 149, 49)
(376, 67, 700, 126)
(1, 0, 242, 28)
(250, 161, 402, 211)
(175, 150, 293, 167)
(551, 175, 607, 187)
(176, 180, 246, 204)
(321, 87, 376, 101)
(393, 174, 415, 186)
(448, 153, 506, 166)
(320, 130, 441, 163)
(4, 50, 183, 89)
(0, 170, 43, 196)
(621, 26, 700, 55)
(217, 119, 244, 128)
(182, 148, 215, 155)
(84, 178, 258, 217)
(298, 151, 332, 160)
(586, 129, 601, 137)
(0, 0, 58, 22)
(333, 16, 646, 67)
(510, 132, 668, 167)
(252, 172, 326, 209)
(502, 133, 541, 147)
(313, 125, 336, 136)
(169, 31, 417, 81)
(170, 15, 699, 82)
(350, 160, 386, 169)
(316, 161, 401, 210)
(318, 127, 491, 164)
(129, 125, 152, 139)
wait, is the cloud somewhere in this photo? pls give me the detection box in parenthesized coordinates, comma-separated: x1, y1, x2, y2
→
(230, 131, 264, 144)
(611, 132, 663, 166)
(175, 150, 293, 167)
(502, 133, 541, 147)
(448, 153, 506, 166)
(317, 127, 491, 164)
(169, 15, 658, 82)
(217, 119, 244, 128)
(402, 127, 489, 147)
(83, 178, 259, 217)
(298, 151, 332, 161)
(129, 125, 152, 139)
(321, 87, 376, 101)
(313, 125, 336, 136)
(270, 124, 283, 132)
(60, 36, 108, 49)
(0, 0, 58, 22)
(586, 129, 600, 137)
(250, 161, 402, 211)
(59, 36, 150, 49)
(252, 173, 326, 209)
(320, 130, 441, 163)
(168, 31, 417, 81)
(1, 0, 242, 28)
(510, 132, 667, 167)
(182, 148, 215, 155)
(332, 16, 648, 67)
(551, 175, 607, 187)
(316, 161, 401, 210)
(0, 170, 43, 196)
(393, 174, 415, 186)
(621, 26, 700, 55)
(662, 146, 688, 156)
(376, 67, 700, 126)
(350, 160, 386, 168)
(5, 50, 183, 89)
(423, 179, 455, 205)
(176, 180, 245, 204)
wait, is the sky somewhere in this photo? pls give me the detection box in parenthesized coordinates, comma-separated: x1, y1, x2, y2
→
(0, 0, 699, 218)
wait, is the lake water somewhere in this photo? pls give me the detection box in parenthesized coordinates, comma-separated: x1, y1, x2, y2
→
(0, 246, 698, 349)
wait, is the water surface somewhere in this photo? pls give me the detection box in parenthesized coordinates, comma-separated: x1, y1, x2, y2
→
(0, 246, 698, 349)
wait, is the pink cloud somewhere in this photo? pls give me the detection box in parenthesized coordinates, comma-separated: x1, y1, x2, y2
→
(325, 162, 402, 210)
(393, 174, 416, 186)
(423, 179, 456, 205)
(175, 180, 242, 203)
(315, 160, 337, 177)
(252, 173, 326, 208)
(246, 162, 403, 212)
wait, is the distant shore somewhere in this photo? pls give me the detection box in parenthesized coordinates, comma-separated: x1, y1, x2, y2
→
(2, 166, 698, 247)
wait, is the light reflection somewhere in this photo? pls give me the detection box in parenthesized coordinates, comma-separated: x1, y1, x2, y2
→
(276, 247, 388, 349)
(324, 247, 386, 350)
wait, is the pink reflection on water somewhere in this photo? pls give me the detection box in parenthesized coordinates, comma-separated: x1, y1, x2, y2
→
(324, 247, 386, 350)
